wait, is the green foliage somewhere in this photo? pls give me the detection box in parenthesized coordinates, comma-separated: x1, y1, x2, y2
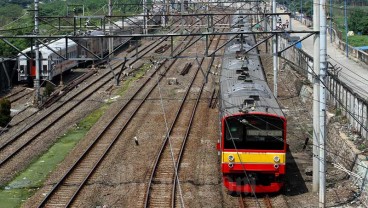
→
(39, 1, 67, 16)
(43, 82, 55, 97)
(0, 0, 33, 8)
(0, 99, 11, 127)
(348, 8, 368, 35)
(349, 35, 368, 47)
(0, 38, 31, 57)
(0, 4, 24, 27)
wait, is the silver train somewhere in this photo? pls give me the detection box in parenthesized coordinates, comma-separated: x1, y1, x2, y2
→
(17, 13, 161, 82)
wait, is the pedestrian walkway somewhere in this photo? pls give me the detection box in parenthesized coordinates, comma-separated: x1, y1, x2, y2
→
(279, 11, 368, 99)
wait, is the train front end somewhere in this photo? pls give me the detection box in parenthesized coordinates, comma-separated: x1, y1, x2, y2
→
(220, 113, 287, 193)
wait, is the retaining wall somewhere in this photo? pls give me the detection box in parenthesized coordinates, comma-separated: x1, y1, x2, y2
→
(274, 35, 368, 205)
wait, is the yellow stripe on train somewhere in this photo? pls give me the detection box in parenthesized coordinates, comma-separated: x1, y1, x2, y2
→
(222, 152, 286, 163)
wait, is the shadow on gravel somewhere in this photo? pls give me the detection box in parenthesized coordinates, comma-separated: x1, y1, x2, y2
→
(284, 150, 309, 196)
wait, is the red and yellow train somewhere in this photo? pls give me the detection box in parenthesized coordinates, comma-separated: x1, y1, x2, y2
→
(217, 11, 287, 194)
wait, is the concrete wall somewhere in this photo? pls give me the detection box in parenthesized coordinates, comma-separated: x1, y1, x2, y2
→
(328, 124, 368, 206)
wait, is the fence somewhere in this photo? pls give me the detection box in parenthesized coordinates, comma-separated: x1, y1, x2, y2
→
(278, 35, 368, 139)
(331, 23, 368, 66)
(275, 35, 368, 205)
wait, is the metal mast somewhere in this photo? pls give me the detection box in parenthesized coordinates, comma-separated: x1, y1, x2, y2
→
(272, 0, 278, 97)
(329, 0, 332, 43)
(34, 0, 40, 104)
(108, 0, 113, 60)
(319, 0, 327, 206)
(143, 0, 147, 35)
(312, 0, 320, 193)
(344, 0, 348, 57)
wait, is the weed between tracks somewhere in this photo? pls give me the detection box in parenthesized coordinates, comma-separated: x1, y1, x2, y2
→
(0, 68, 148, 208)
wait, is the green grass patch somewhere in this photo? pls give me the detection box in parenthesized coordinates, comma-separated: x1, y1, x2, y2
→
(332, 7, 368, 47)
(348, 35, 368, 47)
(116, 64, 151, 95)
(0, 49, 150, 208)
(0, 77, 139, 207)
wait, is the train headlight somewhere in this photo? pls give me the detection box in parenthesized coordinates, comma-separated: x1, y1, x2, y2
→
(274, 156, 280, 163)
(228, 155, 235, 162)
(228, 163, 234, 168)
(274, 164, 279, 169)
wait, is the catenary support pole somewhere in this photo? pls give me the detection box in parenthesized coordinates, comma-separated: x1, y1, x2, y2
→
(319, 0, 327, 206)
(312, 0, 320, 193)
(272, 0, 278, 97)
(109, 0, 113, 60)
(344, 0, 348, 57)
(329, 0, 332, 43)
(300, 0, 303, 22)
(34, 0, 40, 105)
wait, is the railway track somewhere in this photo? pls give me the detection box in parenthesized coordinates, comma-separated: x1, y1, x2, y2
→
(35, 25, 200, 207)
(143, 22, 226, 208)
(238, 194, 288, 208)
(0, 22, 201, 181)
(3, 86, 33, 103)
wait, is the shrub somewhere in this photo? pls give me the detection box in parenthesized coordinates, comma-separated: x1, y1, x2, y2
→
(43, 82, 55, 98)
(0, 98, 11, 127)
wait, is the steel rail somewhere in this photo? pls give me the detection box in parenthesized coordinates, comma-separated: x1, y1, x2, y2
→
(171, 24, 226, 208)
(0, 27, 180, 168)
(239, 195, 246, 208)
(142, 26, 205, 207)
(37, 26, 200, 208)
(143, 52, 200, 208)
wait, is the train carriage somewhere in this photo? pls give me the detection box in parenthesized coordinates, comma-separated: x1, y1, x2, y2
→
(18, 39, 78, 82)
(17, 11, 162, 83)
(218, 11, 287, 194)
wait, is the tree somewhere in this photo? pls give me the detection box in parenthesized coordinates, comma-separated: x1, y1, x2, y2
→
(0, 99, 11, 127)
(348, 8, 368, 35)
(0, 4, 24, 27)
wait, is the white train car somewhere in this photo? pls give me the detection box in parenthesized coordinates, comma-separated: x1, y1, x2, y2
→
(18, 39, 78, 82)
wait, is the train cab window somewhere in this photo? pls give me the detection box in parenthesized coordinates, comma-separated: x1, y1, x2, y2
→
(20, 65, 25, 73)
(224, 115, 285, 150)
(224, 117, 245, 149)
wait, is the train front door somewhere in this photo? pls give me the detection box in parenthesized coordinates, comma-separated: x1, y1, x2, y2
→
(29, 59, 36, 77)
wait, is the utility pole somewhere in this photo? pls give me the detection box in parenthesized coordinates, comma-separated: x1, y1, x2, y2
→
(108, 0, 113, 60)
(329, 0, 332, 43)
(143, 0, 147, 35)
(181, 0, 185, 34)
(344, 0, 348, 57)
(312, 0, 320, 193)
(319, 0, 327, 206)
(34, 0, 40, 105)
(300, 0, 303, 22)
(272, 0, 278, 97)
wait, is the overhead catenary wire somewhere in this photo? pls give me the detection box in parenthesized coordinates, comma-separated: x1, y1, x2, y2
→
(154, 61, 186, 208)
(223, 114, 262, 208)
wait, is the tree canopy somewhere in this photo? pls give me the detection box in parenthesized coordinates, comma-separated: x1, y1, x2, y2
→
(348, 8, 368, 35)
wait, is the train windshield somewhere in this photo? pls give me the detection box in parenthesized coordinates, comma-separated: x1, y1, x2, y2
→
(224, 115, 285, 150)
